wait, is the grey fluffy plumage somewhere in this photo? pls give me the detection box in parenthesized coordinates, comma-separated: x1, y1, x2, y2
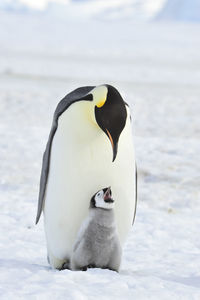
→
(70, 193, 122, 272)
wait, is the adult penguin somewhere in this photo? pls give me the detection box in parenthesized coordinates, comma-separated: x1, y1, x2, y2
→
(36, 84, 137, 269)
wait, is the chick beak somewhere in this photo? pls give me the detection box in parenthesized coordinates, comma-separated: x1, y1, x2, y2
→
(104, 187, 114, 203)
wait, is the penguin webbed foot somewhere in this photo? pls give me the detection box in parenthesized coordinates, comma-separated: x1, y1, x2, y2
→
(101, 265, 119, 272)
(82, 264, 118, 272)
(74, 264, 118, 272)
(60, 260, 71, 271)
(79, 264, 95, 271)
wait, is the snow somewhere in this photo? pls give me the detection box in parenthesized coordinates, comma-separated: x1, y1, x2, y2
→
(0, 0, 166, 21)
(1, 0, 200, 22)
(0, 5, 200, 300)
(156, 0, 200, 22)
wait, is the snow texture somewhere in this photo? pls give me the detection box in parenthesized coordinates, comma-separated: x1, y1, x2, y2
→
(0, 0, 170, 21)
(156, 0, 200, 22)
(1, 0, 200, 22)
(0, 5, 200, 300)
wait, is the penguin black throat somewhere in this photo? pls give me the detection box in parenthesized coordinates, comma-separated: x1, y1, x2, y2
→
(95, 85, 127, 162)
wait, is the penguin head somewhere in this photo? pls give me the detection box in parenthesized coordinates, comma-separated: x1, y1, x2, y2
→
(90, 187, 114, 210)
(88, 85, 127, 162)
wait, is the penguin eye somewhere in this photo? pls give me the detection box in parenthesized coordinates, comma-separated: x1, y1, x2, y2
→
(97, 192, 101, 197)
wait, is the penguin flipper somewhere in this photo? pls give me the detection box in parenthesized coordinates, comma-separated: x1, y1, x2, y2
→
(35, 86, 95, 224)
(132, 163, 138, 225)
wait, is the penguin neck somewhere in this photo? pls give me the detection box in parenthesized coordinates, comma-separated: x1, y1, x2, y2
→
(90, 208, 115, 227)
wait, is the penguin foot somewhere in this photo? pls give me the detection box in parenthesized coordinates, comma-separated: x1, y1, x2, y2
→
(80, 264, 96, 271)
(60, 260, 71, 271)
(101, 265, 118, 272)
(87, 264, 96, 269)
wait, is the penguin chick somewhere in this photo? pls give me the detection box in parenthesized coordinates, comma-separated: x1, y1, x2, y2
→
(70, 187, 122, 272)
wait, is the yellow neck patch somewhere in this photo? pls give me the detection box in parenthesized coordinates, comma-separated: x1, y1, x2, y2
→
(96, 98, 106, 108)
(91, 85, 108, 109)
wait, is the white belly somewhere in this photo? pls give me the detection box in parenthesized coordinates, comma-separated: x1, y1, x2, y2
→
(44, 102, 136, 260)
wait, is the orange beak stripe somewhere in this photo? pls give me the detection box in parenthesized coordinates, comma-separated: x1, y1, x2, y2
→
(106, 128, 114, 150)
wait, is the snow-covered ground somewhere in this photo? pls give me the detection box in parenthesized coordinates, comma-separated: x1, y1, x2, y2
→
(0, 3, 200, 299)
(157, 0, 200, 22)
(0, 0, 166, 21)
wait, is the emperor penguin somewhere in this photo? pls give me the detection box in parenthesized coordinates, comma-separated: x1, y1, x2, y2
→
(71, 187, 122, 272)
(36, 84, 137, 270)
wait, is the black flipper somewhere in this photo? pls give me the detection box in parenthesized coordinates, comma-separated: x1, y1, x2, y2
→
(132, 163, 138, 225)
(35, 86, 95, 224)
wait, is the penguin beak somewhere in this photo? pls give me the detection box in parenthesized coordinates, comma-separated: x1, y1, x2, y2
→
(104, 187, 114, 203)
(94, 85, 127, 163)
(105, 129, 118, 162)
